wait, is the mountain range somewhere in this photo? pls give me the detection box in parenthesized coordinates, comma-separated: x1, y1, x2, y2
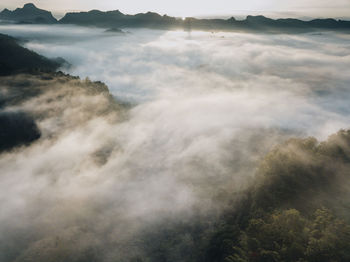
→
(0, 3, 56, 24)
(1, 3, 350, 32)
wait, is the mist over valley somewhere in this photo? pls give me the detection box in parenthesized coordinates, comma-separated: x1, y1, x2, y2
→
(1, 3, 350, 262)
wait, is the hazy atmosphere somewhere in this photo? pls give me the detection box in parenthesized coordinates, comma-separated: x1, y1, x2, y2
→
(1, 2, 350, 262)
(1, 0, 350, 18)
(2, 24, 350, 136)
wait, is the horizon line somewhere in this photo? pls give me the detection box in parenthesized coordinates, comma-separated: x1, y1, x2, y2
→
(1, 2, 350, 21)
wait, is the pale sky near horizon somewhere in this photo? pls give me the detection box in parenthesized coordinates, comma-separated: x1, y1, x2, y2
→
(1, 0, 350, 19)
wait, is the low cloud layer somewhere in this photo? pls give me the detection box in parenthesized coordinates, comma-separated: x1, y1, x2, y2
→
(2, 24, 347, 137)
(0, 25, 350, 261)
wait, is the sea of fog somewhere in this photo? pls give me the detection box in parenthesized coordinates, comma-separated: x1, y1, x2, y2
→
(0, 24, 350, 261)
(1, 24, 349, 139)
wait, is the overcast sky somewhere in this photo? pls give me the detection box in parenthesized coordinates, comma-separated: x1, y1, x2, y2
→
(1, 0, 350, 18)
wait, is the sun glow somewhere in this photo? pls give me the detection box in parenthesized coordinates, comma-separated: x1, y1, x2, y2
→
(1, 0, 349, 18)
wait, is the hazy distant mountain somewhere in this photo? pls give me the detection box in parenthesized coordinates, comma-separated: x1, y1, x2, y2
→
(0, 33, 66, 75)
(0, 3, 57, 24)
(242, 15, 350, 31)
(1, 3, 350, 32)
(105, 27, 127, 34)
(59, 10, 350, 32)
(60, 9, 179, 29)
(182, 15, 350, 32)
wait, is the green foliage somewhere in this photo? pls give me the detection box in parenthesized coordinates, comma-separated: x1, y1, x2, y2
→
(306, 209, 350, 262)
(251, 130, 350, 214)
(207, 130, 350, 262)
(223, 208, 350, 262)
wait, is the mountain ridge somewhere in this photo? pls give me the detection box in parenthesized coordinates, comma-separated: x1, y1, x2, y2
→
(1, 3, 350, 32)
(0, 3, 57, 24)
(0, 33, 67, 75)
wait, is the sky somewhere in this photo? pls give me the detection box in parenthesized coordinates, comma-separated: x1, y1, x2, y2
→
(0, 0, 350, 18)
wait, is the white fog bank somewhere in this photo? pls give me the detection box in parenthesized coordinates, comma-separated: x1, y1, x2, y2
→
(0, 24, 350, 261)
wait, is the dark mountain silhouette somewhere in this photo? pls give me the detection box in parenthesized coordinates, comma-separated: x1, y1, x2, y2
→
(105, 27, 127, 34)
(0, 33, 67, 75)
(181, 15, 350, 32)
(59, 10, 350, 32)
(0, 32, 70, 152)
(1, 3, 350, 32)
(0, 111, 41, 153)
(60, 9, 179, 29)
(0, 38, 117, 154)
(0, 3, 57, 24)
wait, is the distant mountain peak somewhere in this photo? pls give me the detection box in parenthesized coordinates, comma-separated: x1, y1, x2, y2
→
(88, 9, 103, 14)
(1, 3, 350, 32)
(0, 8, 11, 14)
(23, 3, 37, 9)
(111, 9, 122, 14)
(0, 3, 57, 24)
(246, 15, 270, 20)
